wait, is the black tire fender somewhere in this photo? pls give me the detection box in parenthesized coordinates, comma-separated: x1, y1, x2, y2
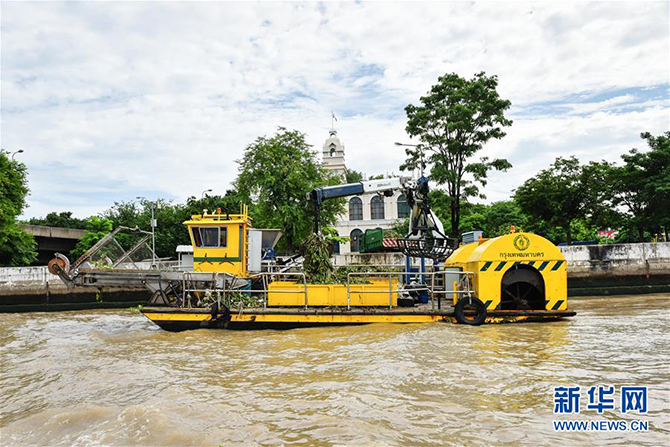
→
(201, 303, 231, 328)
(454, 296, 487, 326)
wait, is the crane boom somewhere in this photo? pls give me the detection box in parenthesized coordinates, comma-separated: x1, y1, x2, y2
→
(309, 176, 457, 260)
(309, 178, 405, 205)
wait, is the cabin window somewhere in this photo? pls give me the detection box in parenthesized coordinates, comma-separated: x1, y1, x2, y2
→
(191, 227, 203, 247)
(200, 227, 220, 247)
(191, 226, 230, 247)
(220, 227, 228, 247)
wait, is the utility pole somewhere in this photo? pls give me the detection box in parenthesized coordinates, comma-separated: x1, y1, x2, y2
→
(150, 201, 156, 268)
(137, 196, 158, 268)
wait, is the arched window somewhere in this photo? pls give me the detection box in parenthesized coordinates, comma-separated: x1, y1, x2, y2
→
(350, 229, 363, 252)
(371, 195, 385, 220)
(329, 143, 336, 157)
(397, 194, 410, 218)
(349, 197, 363, 220)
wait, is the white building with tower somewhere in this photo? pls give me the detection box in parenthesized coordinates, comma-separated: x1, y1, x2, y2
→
(321, 129, 411, 255)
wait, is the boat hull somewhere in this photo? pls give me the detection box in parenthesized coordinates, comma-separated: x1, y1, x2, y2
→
(140, 307, 576, 331)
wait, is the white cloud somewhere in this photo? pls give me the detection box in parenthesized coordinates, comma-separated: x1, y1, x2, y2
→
(0, 1, 668, 218)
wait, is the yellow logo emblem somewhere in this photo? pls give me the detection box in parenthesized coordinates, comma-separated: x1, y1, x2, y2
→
(514, 234, 530, 251)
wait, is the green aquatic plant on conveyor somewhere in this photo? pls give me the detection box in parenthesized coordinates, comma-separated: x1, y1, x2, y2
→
(302, 232, 387, 285)
(302, 233, 334, 283)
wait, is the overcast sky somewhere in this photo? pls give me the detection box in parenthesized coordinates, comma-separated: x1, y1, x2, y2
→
(1, 1, 668, 219)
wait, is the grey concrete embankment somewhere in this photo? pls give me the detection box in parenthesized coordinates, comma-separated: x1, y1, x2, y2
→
(561, 242, 670, 296)
(0, 266, 150, 312)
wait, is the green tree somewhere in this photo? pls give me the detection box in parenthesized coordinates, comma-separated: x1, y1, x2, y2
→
(0, 153, 37, 266)
(401, 72, 513, 238)
(345, 169, 363, 184)
(515, 157, 582, 244)
(26, 211, 87, 229)
(483, 200, 527, 237)
(105, 198, 192, 259)
(609, 132, 670, 241)
(426, 189, 452, 231)
(98, 190, 251, 260)
(580, 160, 619, 230)
(70, 216, 113, 258)
(235, 128, 345, 252)
(515, 157, 606, 244)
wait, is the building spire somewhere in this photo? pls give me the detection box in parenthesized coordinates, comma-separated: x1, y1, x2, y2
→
(331, 110, 338, 131)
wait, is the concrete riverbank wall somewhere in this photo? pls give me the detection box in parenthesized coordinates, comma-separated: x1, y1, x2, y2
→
(0, 266, 150, 312)
(560, 242, 670, 296)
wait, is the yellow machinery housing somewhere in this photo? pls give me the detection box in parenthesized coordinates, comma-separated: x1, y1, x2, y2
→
(184, 204, 252, 277)
(268, 279, 399, 307)
(445, 231, 567, 312)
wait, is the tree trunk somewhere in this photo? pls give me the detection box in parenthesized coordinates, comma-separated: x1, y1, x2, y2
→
(450, 199, 459, 239)
(638, 225, 645, 242)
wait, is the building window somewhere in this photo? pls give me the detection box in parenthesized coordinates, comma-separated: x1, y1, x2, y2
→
(329, 143, 336, 157)
(350, 229, 363, 252)
(397, 194, 410, 218)
(349, 197, 363, 220)
(371, 195, 385, 220)
(332, 240, 340, 255)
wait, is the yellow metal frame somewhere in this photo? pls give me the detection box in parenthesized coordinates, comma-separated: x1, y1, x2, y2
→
(445, 232, 568, 311)
(267, 278, 399, 307)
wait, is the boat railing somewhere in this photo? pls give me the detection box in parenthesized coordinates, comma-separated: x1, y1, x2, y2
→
(345, 270, 476, 310)
(174, 269, 476, 311)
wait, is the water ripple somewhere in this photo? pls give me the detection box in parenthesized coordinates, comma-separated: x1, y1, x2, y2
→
(0, 295, 668, 446)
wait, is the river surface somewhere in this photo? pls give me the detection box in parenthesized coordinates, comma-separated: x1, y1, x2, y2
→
(1, 294, 669, 446)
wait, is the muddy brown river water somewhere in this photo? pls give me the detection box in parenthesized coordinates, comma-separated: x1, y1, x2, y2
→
(1, 294, 669, 446)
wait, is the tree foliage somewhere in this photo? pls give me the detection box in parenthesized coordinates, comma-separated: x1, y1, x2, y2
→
(608, 132, 670, 240)
(0, 153, 37, 266)
(101, 192, 245, 259)
(344, 169, 363, 184)
(70, 216, 113, 258)
(514, 133, 669, 245)
(401, 72, 513, 237)
(514, 157, 595, 244)
(235, 127, 344, 251)
(26, 211, 87, 229)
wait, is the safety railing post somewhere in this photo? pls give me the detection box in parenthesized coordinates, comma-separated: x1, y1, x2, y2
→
(347, 273, 351, 310)
(302, 273, 308, 309)
(389, 273, 393, 309)
(431, 271, 436, 310)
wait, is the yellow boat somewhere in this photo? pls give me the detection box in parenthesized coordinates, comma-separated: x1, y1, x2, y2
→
(138, 206, 575, 331)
